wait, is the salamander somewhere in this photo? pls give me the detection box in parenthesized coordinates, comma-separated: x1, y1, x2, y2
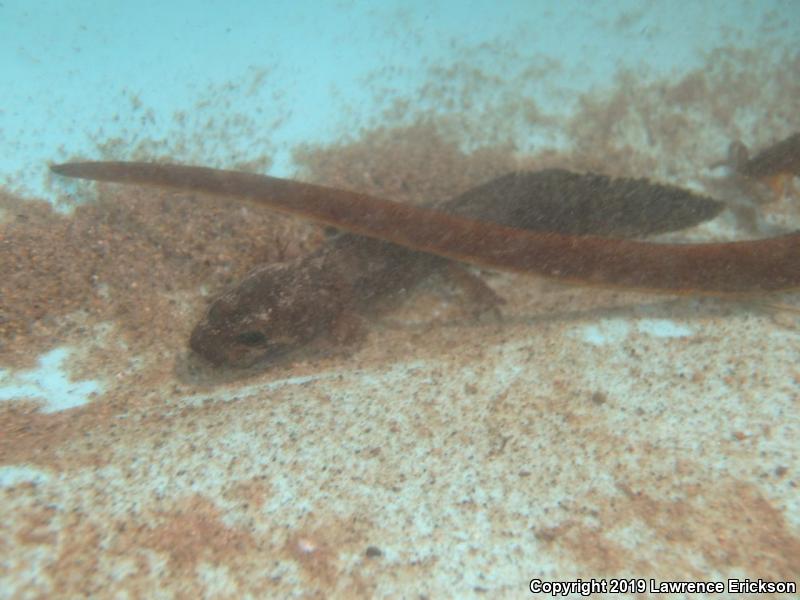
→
(725, 132, 800, 198)
(50, 161, 755, 368)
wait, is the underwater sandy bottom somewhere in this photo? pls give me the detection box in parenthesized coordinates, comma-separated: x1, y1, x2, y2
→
(2, 279, 799, 596)
(2, 29, 800, 600)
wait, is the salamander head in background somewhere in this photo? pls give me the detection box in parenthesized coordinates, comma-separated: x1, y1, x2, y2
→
(716, 133, 800, 200)
(725, 140, 750, 172)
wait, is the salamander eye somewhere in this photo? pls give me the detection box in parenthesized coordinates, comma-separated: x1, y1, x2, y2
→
(235, 331, 267, 346)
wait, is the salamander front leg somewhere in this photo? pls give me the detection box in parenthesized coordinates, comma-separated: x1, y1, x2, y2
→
(444, 262, 506, 320)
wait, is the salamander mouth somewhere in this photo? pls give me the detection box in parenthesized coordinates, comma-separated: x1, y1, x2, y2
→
(189, 326, 227, 366)
(189, 323, 291, 368)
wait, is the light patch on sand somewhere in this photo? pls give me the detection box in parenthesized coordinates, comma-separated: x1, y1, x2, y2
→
(0, 347, 103, 413)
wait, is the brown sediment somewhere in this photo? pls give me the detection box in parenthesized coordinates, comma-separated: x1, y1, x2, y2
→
(51, 161, 800, 295)
(0, 183, 320, 373)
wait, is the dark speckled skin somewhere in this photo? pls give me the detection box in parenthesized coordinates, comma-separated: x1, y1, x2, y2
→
(188, 234, 443, 366)
(441, 170, 724, 237)
(187, 169, 723, 367)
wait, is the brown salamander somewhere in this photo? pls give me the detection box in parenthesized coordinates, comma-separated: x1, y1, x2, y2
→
(724, 132, 800, 198)
(51, 161, 780, 368)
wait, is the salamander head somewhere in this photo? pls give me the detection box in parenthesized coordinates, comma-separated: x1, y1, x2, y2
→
(189, 261, 342, 368)
(727, 140, 750, 172)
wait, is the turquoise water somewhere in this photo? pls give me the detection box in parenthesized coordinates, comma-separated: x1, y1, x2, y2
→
(4, 1, 796, 195)
(2, 2, 799, 597)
